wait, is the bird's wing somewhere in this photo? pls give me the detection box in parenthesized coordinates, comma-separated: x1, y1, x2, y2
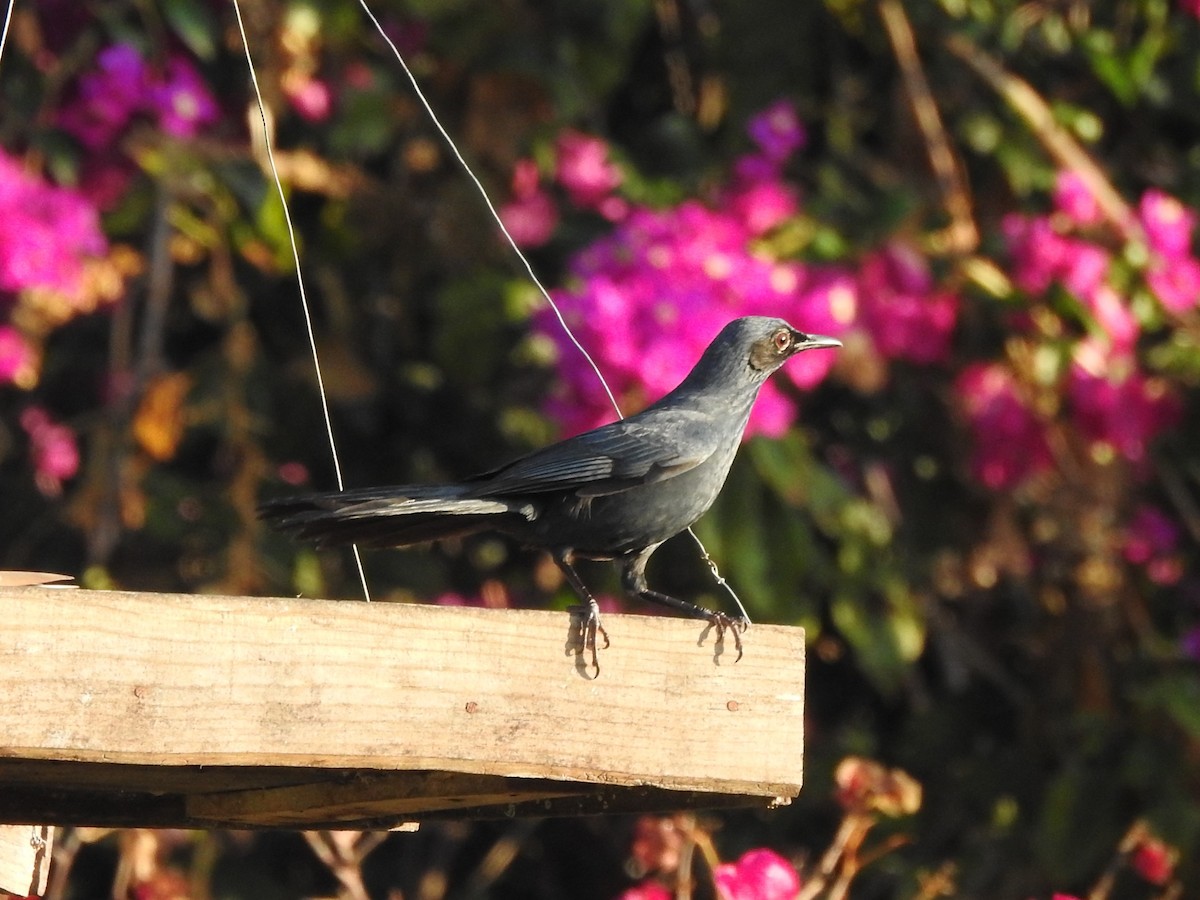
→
(473, 408, 720, 498)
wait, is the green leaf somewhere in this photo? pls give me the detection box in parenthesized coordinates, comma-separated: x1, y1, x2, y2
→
(162, 0, 219, 60)
(1132, 672, 1200, 738)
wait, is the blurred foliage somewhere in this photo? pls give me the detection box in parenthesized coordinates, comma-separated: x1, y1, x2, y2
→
(2, 0, 1200, 897)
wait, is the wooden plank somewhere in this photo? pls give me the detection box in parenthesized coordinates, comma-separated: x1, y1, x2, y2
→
(0, 587, 804, 826)
(0, 825, 53, 896)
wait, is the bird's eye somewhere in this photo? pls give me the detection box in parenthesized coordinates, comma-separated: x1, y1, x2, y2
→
(772, 330, 792, 352)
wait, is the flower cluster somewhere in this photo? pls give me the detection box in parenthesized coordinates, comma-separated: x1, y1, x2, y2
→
(528, 103, 960, 438)
(712, 849, 802, 900)
(58, 43, 219, 150)
(20, 407, 80, 496)
(1121, 504, 1183, 586)
(956, 171, 1193, 489)
(0, 150, 107, 304)
(617, 816, 801, 900)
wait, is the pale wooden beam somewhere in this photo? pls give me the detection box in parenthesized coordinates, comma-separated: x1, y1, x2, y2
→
(0, 825, 52, 897)
(0, 587, 804, 828)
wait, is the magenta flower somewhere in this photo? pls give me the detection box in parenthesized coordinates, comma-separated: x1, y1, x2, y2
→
(1003, 214, 1111, 302)
(1068, 341, 1180, 465)
(785, 268, 856, 390)
(57, 43, 150, 150)
(746, 100, 806, 164)
(0, 150, 107, 300)
(60, 44, 219, 147)
(148, 57, 220, 138)
(956, 363, 1053, 490)
(0, 325, 35, 385)
(1122, 505, 1183, 585)
(1053, 171, 1102, 227)
(713, 849, 801, 900)
(556, 130, 622, 210)
(733, 153, 783, 185)
(615, 883, 671, 900)
(20, 407, 80, 496)
(1181, 626, 1200, 662)
(857, 244, 958, 364)
(1147, 255, 1200, 313)
(538, 199, 841, 439)
(1139, 189, 1195, 261)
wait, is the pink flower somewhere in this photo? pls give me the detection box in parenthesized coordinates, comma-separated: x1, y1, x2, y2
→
(1060, 243, 1111, 301)
(20, 407, 80, 496)
(785, 269, 855, 390)
(956, 363, 1053, 490)
(0, 326, 35, 385)
(537, 187, 841, 439)
(1181, 0, 1200, 18)
(746, 100, 806, 163)
(1146, 255, 1200, 313)
(713, 849, 801, 900)
(284, 75, 334, 123)
(147, 57, 220, 138)
(1122, 505, 1183, 585)
(1082, 285, 1138, 353)
(500, 159, 558, 247)
(1003, 214, 1110, 301)
(0, 150, 107, 300)
(615, 883, 671, 900)
(1139, 189, 1195, 261)
(1130, 836, 1177, 886)
(433, 592, 477, 607)
(726, 179, 800, 236)
(1053, 171, 1102, 227)
(1068, 342, 1180, 465)
(501, 191, 558, 248)
(556, 130, 622, 210)
(857, 244, 958, 364)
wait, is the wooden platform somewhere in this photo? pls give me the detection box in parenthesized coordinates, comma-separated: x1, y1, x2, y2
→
(0, 587, 805, 829)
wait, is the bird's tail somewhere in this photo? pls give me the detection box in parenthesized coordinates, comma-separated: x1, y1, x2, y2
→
(258, 484, 530, 548)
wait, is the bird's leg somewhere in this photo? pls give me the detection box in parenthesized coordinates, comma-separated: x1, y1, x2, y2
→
(552, 551, 610, 674)
(621, 548, 747, 662)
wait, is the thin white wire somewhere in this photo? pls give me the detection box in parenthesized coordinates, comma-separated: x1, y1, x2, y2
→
(353, 0, 623, 419)
(231, 0, 372, 602)
(0, 0, 13, 70)
(356, 1, 749, 623)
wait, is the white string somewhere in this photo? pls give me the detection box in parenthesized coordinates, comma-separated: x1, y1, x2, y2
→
(356, 2, 750, 624)
(353, 0, 623, 419)
(0, 0, 14, 70)
(231, 0, 372, 602)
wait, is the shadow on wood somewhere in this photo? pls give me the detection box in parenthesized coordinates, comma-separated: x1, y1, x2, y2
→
(0, 588, 804, 829)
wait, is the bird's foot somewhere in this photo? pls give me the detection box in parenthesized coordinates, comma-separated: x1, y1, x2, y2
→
(568, 601, 611, 675)
(705, 612, 748, 662)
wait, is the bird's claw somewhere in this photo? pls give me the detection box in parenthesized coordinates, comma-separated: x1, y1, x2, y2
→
(707, 612, 748, 662)
(569, 603, 610, 675)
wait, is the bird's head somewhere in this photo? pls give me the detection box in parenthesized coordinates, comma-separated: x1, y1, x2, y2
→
(670, 316, 842, 401)
(743, 318, 843, 376)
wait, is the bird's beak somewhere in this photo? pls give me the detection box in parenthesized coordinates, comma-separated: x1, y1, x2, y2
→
(793, 331, 843, 351)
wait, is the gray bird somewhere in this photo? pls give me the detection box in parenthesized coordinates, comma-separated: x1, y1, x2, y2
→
(260, 316, 841, 671)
